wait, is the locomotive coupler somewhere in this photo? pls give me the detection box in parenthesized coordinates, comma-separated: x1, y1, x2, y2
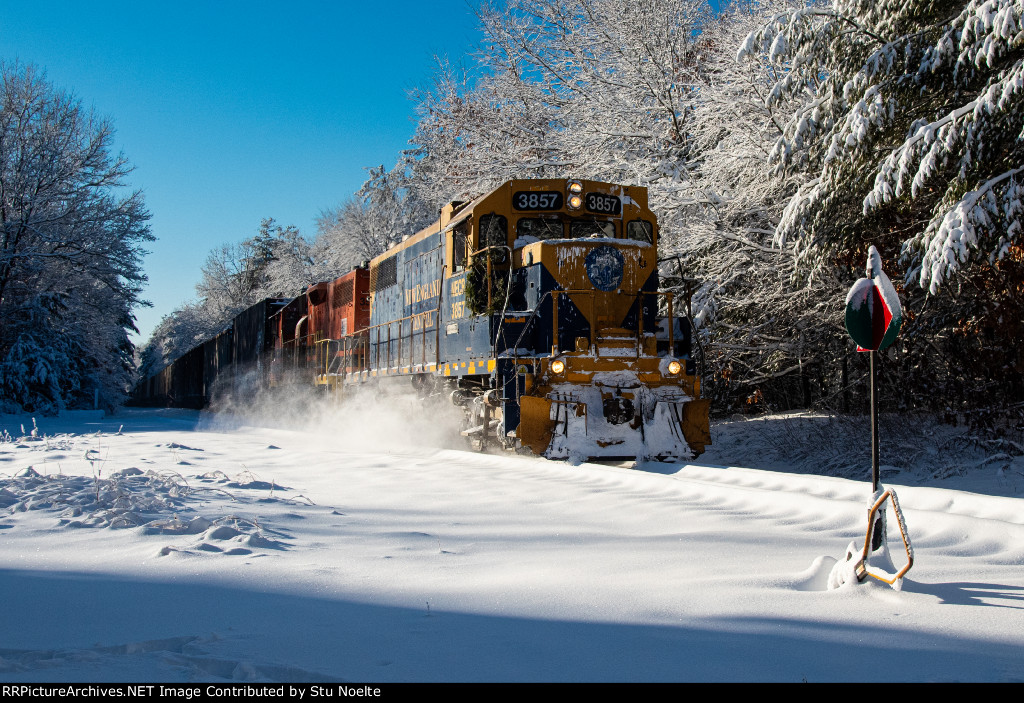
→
(602, 396, 635, 425)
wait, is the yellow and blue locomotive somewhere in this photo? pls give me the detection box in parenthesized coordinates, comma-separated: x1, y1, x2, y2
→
(134, 178, 710, 462)
(339, 178, 709, 461)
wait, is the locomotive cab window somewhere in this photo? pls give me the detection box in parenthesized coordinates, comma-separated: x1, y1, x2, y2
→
(516, 217, 563, 241)
(626, 219, 654, 244)
(478, 214, 508, 250)
(569, 220, 615, 239)
(450, 221, 469, 273)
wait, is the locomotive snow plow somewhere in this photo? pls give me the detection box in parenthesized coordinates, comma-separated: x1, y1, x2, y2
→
(515, 325, 709, 462)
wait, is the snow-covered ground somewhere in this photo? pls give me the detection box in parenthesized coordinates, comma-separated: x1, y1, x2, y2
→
(1, 399, 1022, 682)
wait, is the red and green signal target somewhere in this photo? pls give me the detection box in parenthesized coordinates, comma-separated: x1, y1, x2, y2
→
(845, 248, 902, 352)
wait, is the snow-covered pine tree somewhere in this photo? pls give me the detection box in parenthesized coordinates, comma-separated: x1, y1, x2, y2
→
(741, 0, 1022, 285)
(742, 0, 1024, 418)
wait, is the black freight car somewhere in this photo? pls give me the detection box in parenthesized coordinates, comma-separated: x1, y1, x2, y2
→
(131, 298, 288, 408)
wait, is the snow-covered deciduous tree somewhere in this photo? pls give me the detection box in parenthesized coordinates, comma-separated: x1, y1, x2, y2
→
(475, 0, 714, 186)
(315, 165, 437, 276)
(397, 58, 564, 205)
(395, 0, 715, 222)
(139, 219, 317, 378)
(668, 0, 854, 411)
(0, 63, 151, 412)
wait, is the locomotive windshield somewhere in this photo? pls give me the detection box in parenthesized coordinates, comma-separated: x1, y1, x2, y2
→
(626, 219, 654, 244)
(569, 219, 615, 239)
(478, 214, 508, 249)
(516, 217, 563, 241)
(515, 216, 619, 242)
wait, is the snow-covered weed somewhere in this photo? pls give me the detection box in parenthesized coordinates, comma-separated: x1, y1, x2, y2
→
(0, 463, 292, 553)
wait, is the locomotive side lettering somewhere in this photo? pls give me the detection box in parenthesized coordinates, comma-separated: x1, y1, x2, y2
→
(411, 310, 434, 331)
(405, 278, 441, 306)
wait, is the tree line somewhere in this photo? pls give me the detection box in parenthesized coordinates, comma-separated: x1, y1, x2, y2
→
(145, 0, 1024, 428)
(13, 0, 1019, 428)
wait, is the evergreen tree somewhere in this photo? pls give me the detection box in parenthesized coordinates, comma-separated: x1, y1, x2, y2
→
(741, 0, 1023, 287)
(742, 0, 1024, 418)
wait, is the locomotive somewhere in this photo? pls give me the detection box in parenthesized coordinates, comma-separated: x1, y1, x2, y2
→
(135, 178, 710, 462)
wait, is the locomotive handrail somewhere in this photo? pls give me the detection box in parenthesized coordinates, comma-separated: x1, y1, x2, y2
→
(639, 290, 675, 356)
(280, 289, 682, 386)
(470, 244, 510, 310)
(470, 244, 512, 259)
(657, 257, 705, 393)
(436, 264, 447, 370)
(288, 330, 370, 380)
(508, 288, 675, 368)
(470, 244, 514, 348)
(308, 266, 463, 378)
(510, 290, 556, 363)
(344, 309, 438, 373)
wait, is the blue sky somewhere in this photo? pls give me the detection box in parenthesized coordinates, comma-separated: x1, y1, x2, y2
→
(0, 1, 483, 342)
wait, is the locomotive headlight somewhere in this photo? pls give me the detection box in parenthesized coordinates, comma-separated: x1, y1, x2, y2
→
(550, 359, 566, 375)
(667, 360, 682, 376)
(567, 180, 583, 195)
(568, 195, 582, 210)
